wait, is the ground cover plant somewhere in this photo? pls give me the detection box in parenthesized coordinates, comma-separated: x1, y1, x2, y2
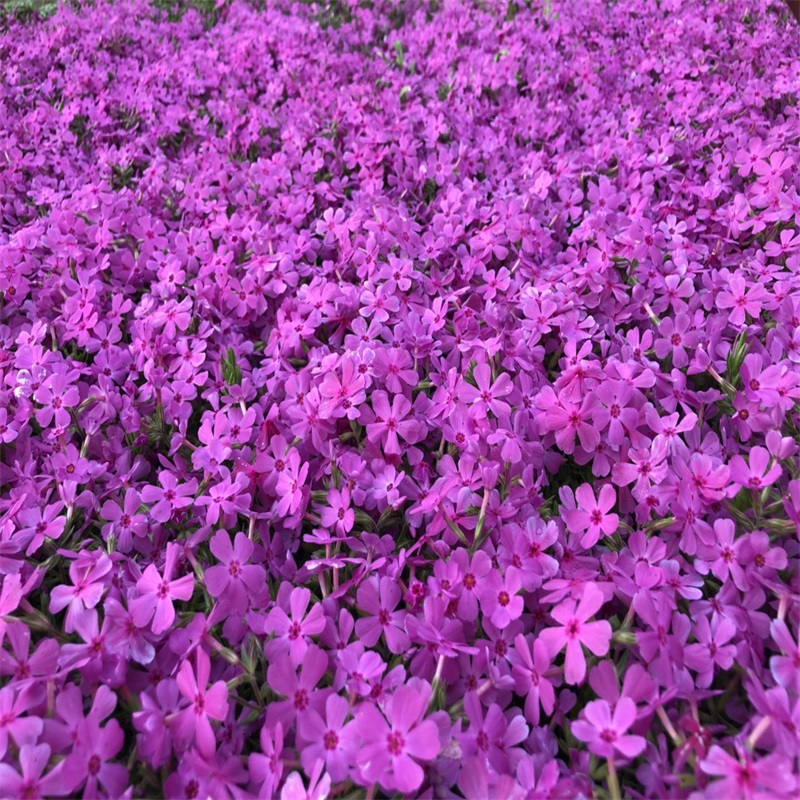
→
(1, 0, 800, 796)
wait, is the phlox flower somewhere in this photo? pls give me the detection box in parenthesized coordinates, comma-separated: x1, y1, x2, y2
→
(572, 698, 646, 760)
(564, 483, 619, 548)
(354, 683, 441, 794)
(173, 648, 229, 759)
(130, 542, 194, 634)
(539, 582, 612, 685)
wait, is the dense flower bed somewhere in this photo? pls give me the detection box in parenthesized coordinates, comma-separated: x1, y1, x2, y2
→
(1, 0, 800, 796)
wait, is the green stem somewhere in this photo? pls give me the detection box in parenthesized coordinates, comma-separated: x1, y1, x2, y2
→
(607, 755, 621, 800)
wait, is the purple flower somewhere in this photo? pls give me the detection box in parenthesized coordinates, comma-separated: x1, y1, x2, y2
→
(458, 363, 513, 417)
(539, 583, 612, 685)
(729, 446, 782, 490)
(0, 686, 43, 760)
(297, 694, 358, 781)
(204, 530, 267, 615)
(140, 471, 197, 523)
(354, 684, 441, 793)
(62, 717, 128, 798)
(564, 484, 619, 548)
(354, 576, 409, 654)
(572, 698, 646, 760)
(130, 543, 194, 634)
(319, 487, 355, 535)
(365, 391, 420, 456)
(48, 554, 112, 633)
(0, 744, 66, 800)
(510, 633, 556, 726)
(459, 692, 528, 775)
(700, 745, 794, 800)
(265, 586, 326, 665)
(477, 567, 524, 629)
(173, 648, 229, 758)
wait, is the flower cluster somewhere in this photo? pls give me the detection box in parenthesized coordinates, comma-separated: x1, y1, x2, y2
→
(1, 0, 800, 797)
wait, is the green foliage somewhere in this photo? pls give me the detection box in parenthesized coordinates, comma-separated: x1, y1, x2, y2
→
(222, 347, 243, 386)
(1, 0, 59, 23)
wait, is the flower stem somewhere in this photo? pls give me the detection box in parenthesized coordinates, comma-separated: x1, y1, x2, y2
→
(607, 755, 622, 800)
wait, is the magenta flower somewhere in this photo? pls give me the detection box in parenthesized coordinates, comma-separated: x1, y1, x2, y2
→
(319, 357, 367, 420)
(572, 698, 646, 760)
(0, 686, 43, 761)
(320, 487, 355, 535)
(130, 543, 194, 634)
(770, 619, 800, 694)
(458, 363, 514, 417)
(365, 390, 420, 456)
(685, 616, 737, 688)
(700, 745, 794, 800)
(62, 717, 128, 798)
(612, 437, 669, 498)
(275, 449, 309, 516)
(266, 646, 328, 729)
(510, 633, 556, 726)
(33, 373, 80, 428)
(539, 390, 601, 455)
(0, 744, 66, 800)
(100, 488, 148, 551)
(196, 471, 251, 526)
(696, 519, 748, 590)
(354, 576, 409, 654)
(459, 692, 529, 775)
(676, 452, 732, 503)
(173, 648, 229, 759)
(265, 586, 326, 664)
(249, 723, 284, 800)
(204, 530, 267, 615)
(16, 503, 66, 556)
(477, 567, 524, 629)
(140, 471, 197, 523)
(355, 684, 441, 794)
(281, 760, 332, 800)
(539, 582, 612, 684)
(48, 554, 112, 633)
(716, 275, 766, 326)
(564, 483, 619, 548)
(297, 693, 358, 781)
(729, 446, 782, 490)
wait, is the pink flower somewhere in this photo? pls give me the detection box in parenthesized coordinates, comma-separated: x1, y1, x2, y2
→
(477, 567, 524, 629)
(572, 698, 646, 760)
(354, 684, 441, 794)
(458, 363, 514, 417)
(365, 391, 420, 456)
(320, 487, 355, 535)
(48, 554, 112, 633)
(17, 503, 67, 556)
(700, 745, 795, 800)
(173, 648, 229, 759)
(130, 543, 194, 634)
(564, 484, 619, 548)
(140, 471, 197, 523)
(354, 576, 409, 654)
(770, 619, 800, 694)
(33, 373, 80, 428)
(729, 446, 782, 490)
(297, 694, 358, 782)
(716, 275, 766, 326)
(204, 530, 267, 615)
(275, 450, 309, 517)
(265, 586, 326, 665)
(0, 744, 66, 799)
(539, 582, 612, 685)
(510, 634, 556, 726)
